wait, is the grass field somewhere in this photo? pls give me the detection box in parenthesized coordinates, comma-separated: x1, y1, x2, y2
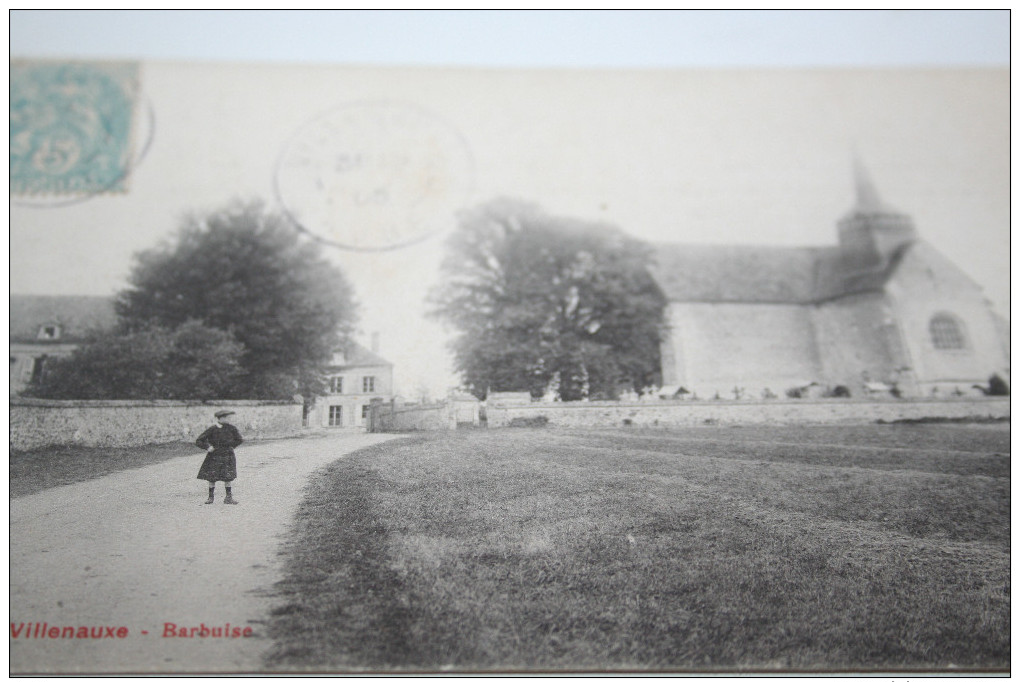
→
(263, 423, 1011, 673)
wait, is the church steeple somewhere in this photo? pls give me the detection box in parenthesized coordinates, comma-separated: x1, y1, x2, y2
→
(852, 154, 886, 211)
(837, 157, 917, 271)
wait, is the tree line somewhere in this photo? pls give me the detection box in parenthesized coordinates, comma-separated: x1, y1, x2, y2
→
(28, 202, 357, 401)
(28, 198, 665, 403)
(429, 198, 666, 401)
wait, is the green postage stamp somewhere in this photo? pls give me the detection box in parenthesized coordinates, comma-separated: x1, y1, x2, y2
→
(10, 61, 140, 196)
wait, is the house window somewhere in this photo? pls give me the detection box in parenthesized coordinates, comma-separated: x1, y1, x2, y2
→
(38, 325, 60, 340)
(930, 313, 967, 350)
(328, 405, 343, 426)
(361, 404, 371, 420)
(329, 376, 343, 393)
(362, 376, 375, 393)
(29, 356, 47, 384)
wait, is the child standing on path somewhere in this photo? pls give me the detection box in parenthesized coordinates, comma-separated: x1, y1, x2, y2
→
(196, 410, 243, 505)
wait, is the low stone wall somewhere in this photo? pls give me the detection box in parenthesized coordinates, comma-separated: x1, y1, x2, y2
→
(486, 397, 1010, 428)
(10, 398, 304, 451)
(372, 402, 457, 432)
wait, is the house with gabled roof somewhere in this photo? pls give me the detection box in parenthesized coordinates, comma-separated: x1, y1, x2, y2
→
(10, 295, 395, 418)
(311, 337, 394, 429)
(653, 161, 1009, 399)
(9, 295, 117, 395)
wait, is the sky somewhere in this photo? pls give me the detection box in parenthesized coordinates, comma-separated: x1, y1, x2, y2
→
(8, 11, 1011, 399)
(8, 10, 1010, 68)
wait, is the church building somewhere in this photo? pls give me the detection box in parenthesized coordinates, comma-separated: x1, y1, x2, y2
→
(654, 162, 1009, 400)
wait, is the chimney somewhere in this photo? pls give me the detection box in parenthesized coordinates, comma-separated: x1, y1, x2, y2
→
(371, 332, 380, 354)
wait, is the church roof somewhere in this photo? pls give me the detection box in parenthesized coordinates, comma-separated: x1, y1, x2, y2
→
(10, 294, 117, 343)
(653, 242, 908, 304)
(654, 158, 920, 305)
(653, 244, 821, 303)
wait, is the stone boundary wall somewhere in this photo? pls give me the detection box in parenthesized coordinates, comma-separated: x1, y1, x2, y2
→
(10, 398, 304, 450)
(372, 402, 457, 432)
(486, 397, 1010, 429)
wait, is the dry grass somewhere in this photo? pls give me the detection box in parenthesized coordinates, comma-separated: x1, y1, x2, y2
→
(264, 424, 1010, 673)
(9, 441, 202, 498)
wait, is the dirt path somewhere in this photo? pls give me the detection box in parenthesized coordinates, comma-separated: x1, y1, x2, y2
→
(9, 432, 402, 674)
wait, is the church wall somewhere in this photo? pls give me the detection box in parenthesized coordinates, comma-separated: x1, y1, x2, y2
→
(664, 301, 822, 398)
(811, 292, 903, 394)
(885, 244, 1009, 393)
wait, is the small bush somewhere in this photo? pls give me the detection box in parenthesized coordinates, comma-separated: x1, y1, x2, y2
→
(988, 374, 1010, 396)
(508, 415, 549, 428)
(827, 385, 852, 398)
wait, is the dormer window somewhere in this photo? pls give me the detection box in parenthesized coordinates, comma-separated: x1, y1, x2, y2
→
(331, 351, 346, 365)
(38, 325, 60, 340)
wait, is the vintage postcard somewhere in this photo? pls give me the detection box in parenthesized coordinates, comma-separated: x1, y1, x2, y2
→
(9, 58, 1009, 674)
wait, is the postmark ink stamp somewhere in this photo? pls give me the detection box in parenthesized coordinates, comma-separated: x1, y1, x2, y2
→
(274, 101, 474, 251)
(10, 61, 140, 196)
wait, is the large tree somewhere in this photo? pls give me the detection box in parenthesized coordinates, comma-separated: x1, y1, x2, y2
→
(430, 198, 667, 401)
(27, 321, 245, 400)
(116, 201, 358, 399)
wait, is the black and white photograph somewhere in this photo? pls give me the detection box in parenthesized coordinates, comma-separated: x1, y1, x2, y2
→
(8, 10, 1010, 676)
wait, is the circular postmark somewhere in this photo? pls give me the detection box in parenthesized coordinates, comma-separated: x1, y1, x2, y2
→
(273, 101, 474, 251)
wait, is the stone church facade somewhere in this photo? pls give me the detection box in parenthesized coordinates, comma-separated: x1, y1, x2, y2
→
(654, 163, 1009, 400)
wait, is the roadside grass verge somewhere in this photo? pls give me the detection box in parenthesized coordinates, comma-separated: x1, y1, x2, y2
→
(9, 431, 328, 498)
(264, 425, 1010, 673)
(10, 441, 200, 498)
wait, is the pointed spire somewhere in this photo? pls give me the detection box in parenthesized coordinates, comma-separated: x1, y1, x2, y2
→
(837, 153, 917, 268)
(852, 154, 885, 211)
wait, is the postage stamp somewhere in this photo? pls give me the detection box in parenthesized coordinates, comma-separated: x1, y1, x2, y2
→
(274, 101, 474, 251)
(10, 61, 140, 196)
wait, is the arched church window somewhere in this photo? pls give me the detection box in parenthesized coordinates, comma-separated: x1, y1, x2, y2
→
(929, 313, 967, 350)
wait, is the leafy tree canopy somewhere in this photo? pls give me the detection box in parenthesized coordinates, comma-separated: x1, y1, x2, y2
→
(27, 321, 244, 400)
(116, 201, 358, 399)
(430, 198, 667, 401)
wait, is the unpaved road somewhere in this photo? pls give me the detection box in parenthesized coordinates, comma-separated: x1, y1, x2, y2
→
(10, 432, 401, 674)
